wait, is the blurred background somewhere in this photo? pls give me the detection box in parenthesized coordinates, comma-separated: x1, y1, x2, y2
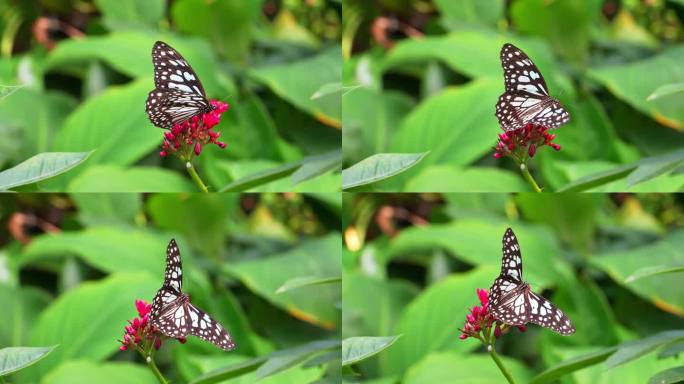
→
(342, 193, 684, 383)
(0, 0, 342, 192)
(342, 0, 684, 192)
(0, 192, 341, 383)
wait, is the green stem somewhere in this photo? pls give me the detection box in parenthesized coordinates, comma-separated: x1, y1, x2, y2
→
(138, 344, 168, 384)
(487, 344, 516, 384)
(520, 163, 542, 192)
(186, 161, 209, 192)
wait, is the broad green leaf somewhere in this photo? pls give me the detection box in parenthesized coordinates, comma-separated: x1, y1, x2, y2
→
(404, 353, 533, 384)
(628, 148, 684, 187)
(387, 80, 502, 188)
(404, 165, 529, 192)
(20, 227, 170, 276)
(530, 347, 617, 384)
(66, 165, 194, 192)
(218, 159, 340, 192)
(0, 286, 51, 347)
(277, 276, 342, 294)
(94, 0, 165, 31)
(342, 336, 401, 366)
(606, 330, 684, 368)
(226, 235, 341, 328)
(0, 84, 23, 100)
(250, 47, 341, 127)
(291, 150, 342, 186)
(511, 0, 602, 65)
(589, 46, 684, 130)
(219, 161, 302, 192)
(626, 264, 684, 282)
(255, 339, 340, 380)
(379, 268, 496, 376)
(434, 0, 502, 27)
(20, 274, 159, 381)
(45, 32, 229, 96)
(171, 0, 261, 63)
(591, 231, 684, 315)
(649, 366, 684, 384)
(552, 160, 684, 192)
(382, 220, 565, 287)
(557, 163, 636, 192)
(311, 82, 342, 99)
(648, 83, 684, 101)
(0, 346, 56, 376)
(0, 152, 91, 191)
(41, 361, 157, 384)
(70, 193, 142, 227)
(189, 356, 266, 384)
(342, 153, 428, 190)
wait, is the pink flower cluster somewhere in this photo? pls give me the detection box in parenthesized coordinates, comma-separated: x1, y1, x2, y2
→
(494, 123, 561, 160)
(459, 288, 494, 340)
(160, 100, 229, 158)
(118, 299, 185, 352)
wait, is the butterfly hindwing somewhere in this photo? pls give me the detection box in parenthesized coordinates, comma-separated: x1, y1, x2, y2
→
(527, 291, 576, 335)
(495, 43, 570, 131)
(186, 303, 237, 350)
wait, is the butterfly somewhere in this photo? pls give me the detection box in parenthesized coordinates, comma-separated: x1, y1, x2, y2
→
(145, 41, 214, 129)
(494, 43, 570, 131)
(150, 239, 236, 350)
(488, 228, 575, 335)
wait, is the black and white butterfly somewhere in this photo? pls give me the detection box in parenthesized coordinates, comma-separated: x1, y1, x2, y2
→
(495, 43, 570, 131)
(488, 228, 575, 335)
(145, 41, 214, 129)
(150, 239, 236, 350)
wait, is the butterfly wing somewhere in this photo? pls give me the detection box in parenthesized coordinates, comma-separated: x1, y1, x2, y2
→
(152, 41, 206, 98)
(151, 239, 183, 321)
(490, 284, 530, 326)
(186, 303, 237, 350)
(500, 43, 549, 97)
(146, 89, 210, 129)
(488, 228, 524, 308)
(527, 291, 576, 335)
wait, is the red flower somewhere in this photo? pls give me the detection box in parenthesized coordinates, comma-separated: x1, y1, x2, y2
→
(118, 299, 184, 352)
(458, 288, 526, 342)
(160, 100, 229, 159)
(493, 123, 561, 160)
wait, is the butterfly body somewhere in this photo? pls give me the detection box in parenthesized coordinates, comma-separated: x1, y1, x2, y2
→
(495, 43, 570, 131)
(145, 41, 212, 129)
(150, 239, 236, 350)
(488, 228, 575, 335)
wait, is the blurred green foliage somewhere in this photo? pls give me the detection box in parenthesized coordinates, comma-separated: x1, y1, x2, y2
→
(342, 193, 684, 382)
(0, 192, 341, 383)
(0, 0, 342, 192)
(342, 0, 684, 192)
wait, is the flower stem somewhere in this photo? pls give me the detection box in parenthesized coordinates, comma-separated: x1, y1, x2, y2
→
(488, 344, 517, 384)
(519, 163, 542, 192)
(186, 161, 209, 193)
(137, 345, 168, 384)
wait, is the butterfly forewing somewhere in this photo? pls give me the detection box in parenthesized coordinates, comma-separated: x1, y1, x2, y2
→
(495, 43, 570, 131)
(488, 228, 575, 335)
(145, 41, 212, 129)
(150, 239, 237, 350)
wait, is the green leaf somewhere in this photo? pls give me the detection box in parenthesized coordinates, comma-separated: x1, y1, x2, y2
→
(219, 161, 302, 192)
(93, 0, 165, 31)
(41, 361, 157, 384)
(529, 347, 617, 384)
(553, 160, 684, 192)
(341, 152, 428, 190)
(0, 346, 56, 376)
(589, 45, 684, 129)
(276, 276, 342, 294)
(189, 357, 266, 384)
(66, 165, 194, 192)
(171, 0, 261, 63)
(404, 165, 529, 192)
(591, 231, 684, 315)
(225, 235, 341, 328)
(606, 331, 684, 369)
(250, 47, 341, 127)
(0, 152, 92, 191)
(647, 83, 684, 101)
(0, 84, 24, 100)
(311, 82, 342, 100)
(628, 148, 684, 187)
(649, 366, 684, 384)
(70, 193, 142, 227)
(557, 163, 636, 192)
(20, 227, 170, 276)
(20, 274, 159, 381)
(0, 286, 51, 347)
(404, 353, 533, 384)
(342, 336, 401, 366)
(255, 339, 340, 380)
(433, 0, 502, 27)
(625, 264, 684, 282)
(291, 150, 342, 186)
